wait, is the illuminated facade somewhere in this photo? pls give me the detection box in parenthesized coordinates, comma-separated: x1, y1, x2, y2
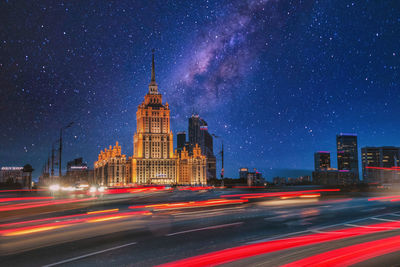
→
(177, 144, 207, 185)
(314, 151, 331, 171)
(94, 142, 127, 186)
(188, 115, 217, 180)
(131, 52, 177, 185)
(336, 133, 359, 179)
(94, 52, 208, 186)
(361, 146, 400, 184)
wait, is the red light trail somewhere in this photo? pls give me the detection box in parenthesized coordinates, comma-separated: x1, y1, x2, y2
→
(282, 234, 400, 267)
(0, 197, 54, 202)
(129, 198, 248, 210)
(0, 197, 97, 212)
(221, 189, 340, 199)
(0, 210, 152, 236)
(158, 221, 400, 267)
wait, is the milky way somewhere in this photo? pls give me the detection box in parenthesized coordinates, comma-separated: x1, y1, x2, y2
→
(169, 0, 309, 113)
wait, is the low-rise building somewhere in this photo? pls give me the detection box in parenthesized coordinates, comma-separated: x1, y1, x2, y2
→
(273, 176, 287, 185)
(312, 169, 357, 186)
(65, 157, 91, 185)
(0, 165, 33, 189)
(177, 144, 207, 185)
(94, 142, 127, 186)
(361, 146, 400, 184)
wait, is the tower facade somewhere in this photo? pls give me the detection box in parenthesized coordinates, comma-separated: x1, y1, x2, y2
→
(94, 51, 210, 186)
(94, 142, 127, 186)
(177, 131, 186, 152)
(188, 114, 216, 180)
(336, 133, 359, 180)
(177, 144, 207, 185)
(131, 52, 177, 185)
(314, 151, 331, 171)
(361, 146, 400, 183)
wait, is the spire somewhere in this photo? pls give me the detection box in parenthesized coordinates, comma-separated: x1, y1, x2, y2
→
(148, 49, 158, 94)
(151, 49, 155, 82)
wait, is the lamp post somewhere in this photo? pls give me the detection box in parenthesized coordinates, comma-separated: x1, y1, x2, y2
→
(59, 122, 74, 180)
(211, 134, 224, 187)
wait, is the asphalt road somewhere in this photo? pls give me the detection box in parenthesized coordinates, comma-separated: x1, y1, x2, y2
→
(1, 188, 400, 266)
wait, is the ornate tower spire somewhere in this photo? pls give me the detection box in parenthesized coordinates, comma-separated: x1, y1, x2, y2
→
(151, 49, 155, 82)
(149, 49, 158, 94)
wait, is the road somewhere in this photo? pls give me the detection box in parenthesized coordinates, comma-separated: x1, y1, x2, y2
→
(1, 186, 400, 266)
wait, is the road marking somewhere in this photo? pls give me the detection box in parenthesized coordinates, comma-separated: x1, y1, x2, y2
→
(247, 213, 400, 244)
(166, 222, 243, 236)
(309, 229, 347, 234)
(371, 217, 399, 222)
(42, 242, 137, 267)
(344, 223, 398, 229)
(360, 207, 386, 212)
(246, 230, 311, 244)
(308, 217, 371, 231)
(390, 213, 400, 217)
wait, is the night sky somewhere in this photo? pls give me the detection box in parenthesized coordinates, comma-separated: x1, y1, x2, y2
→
(1, 0, 399, 180)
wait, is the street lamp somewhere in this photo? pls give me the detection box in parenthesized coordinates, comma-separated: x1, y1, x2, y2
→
(212, 134, 224, 187)
(59, 122, 74, 179)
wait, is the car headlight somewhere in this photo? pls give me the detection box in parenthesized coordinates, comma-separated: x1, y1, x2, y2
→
(49, 184, 60, 191)
(89, 186, 97, 193)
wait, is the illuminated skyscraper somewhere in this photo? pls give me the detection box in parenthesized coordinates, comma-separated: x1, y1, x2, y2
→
(94, 52, 207, 186)
(188, 114, 217, 180)
(314, 151, 331, 171)
(336, 133, 359, 179)
(131, 51, 177, 185)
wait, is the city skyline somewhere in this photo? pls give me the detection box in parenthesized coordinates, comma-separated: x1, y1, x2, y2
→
(1, 1, 399, 180)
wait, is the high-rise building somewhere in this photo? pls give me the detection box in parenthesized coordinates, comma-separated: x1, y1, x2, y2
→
(188, 114, 216, 180)
(177, 131, 186, 152)
(94, 142, 127, 186)
(336, 133, 359, 180)
(94, 52, 208, 186)
(314, 151, 331, 171)
(361, 146, 400, 184)
(131, 52, 177, 185)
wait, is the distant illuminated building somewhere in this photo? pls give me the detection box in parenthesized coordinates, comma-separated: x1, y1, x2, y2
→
(0, 167, 24, 184)
(314, 151, 331, 171)
(94, 142, 127, 186)
(65, 157, 94, 185)
(337, 133, 359, 180)
(177, 144, 207, 185)
(239, 168, 248, 180)
(239, 167, 264, 186)
(273, 176, 287, 185)
(312, 169, 357, 186)
(188, 114, 217, 180)
(177, 132, 187, 152)
(247, 171, 263, 186)
(0, 166, 32, 189)
(361, 146, 400, 184)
